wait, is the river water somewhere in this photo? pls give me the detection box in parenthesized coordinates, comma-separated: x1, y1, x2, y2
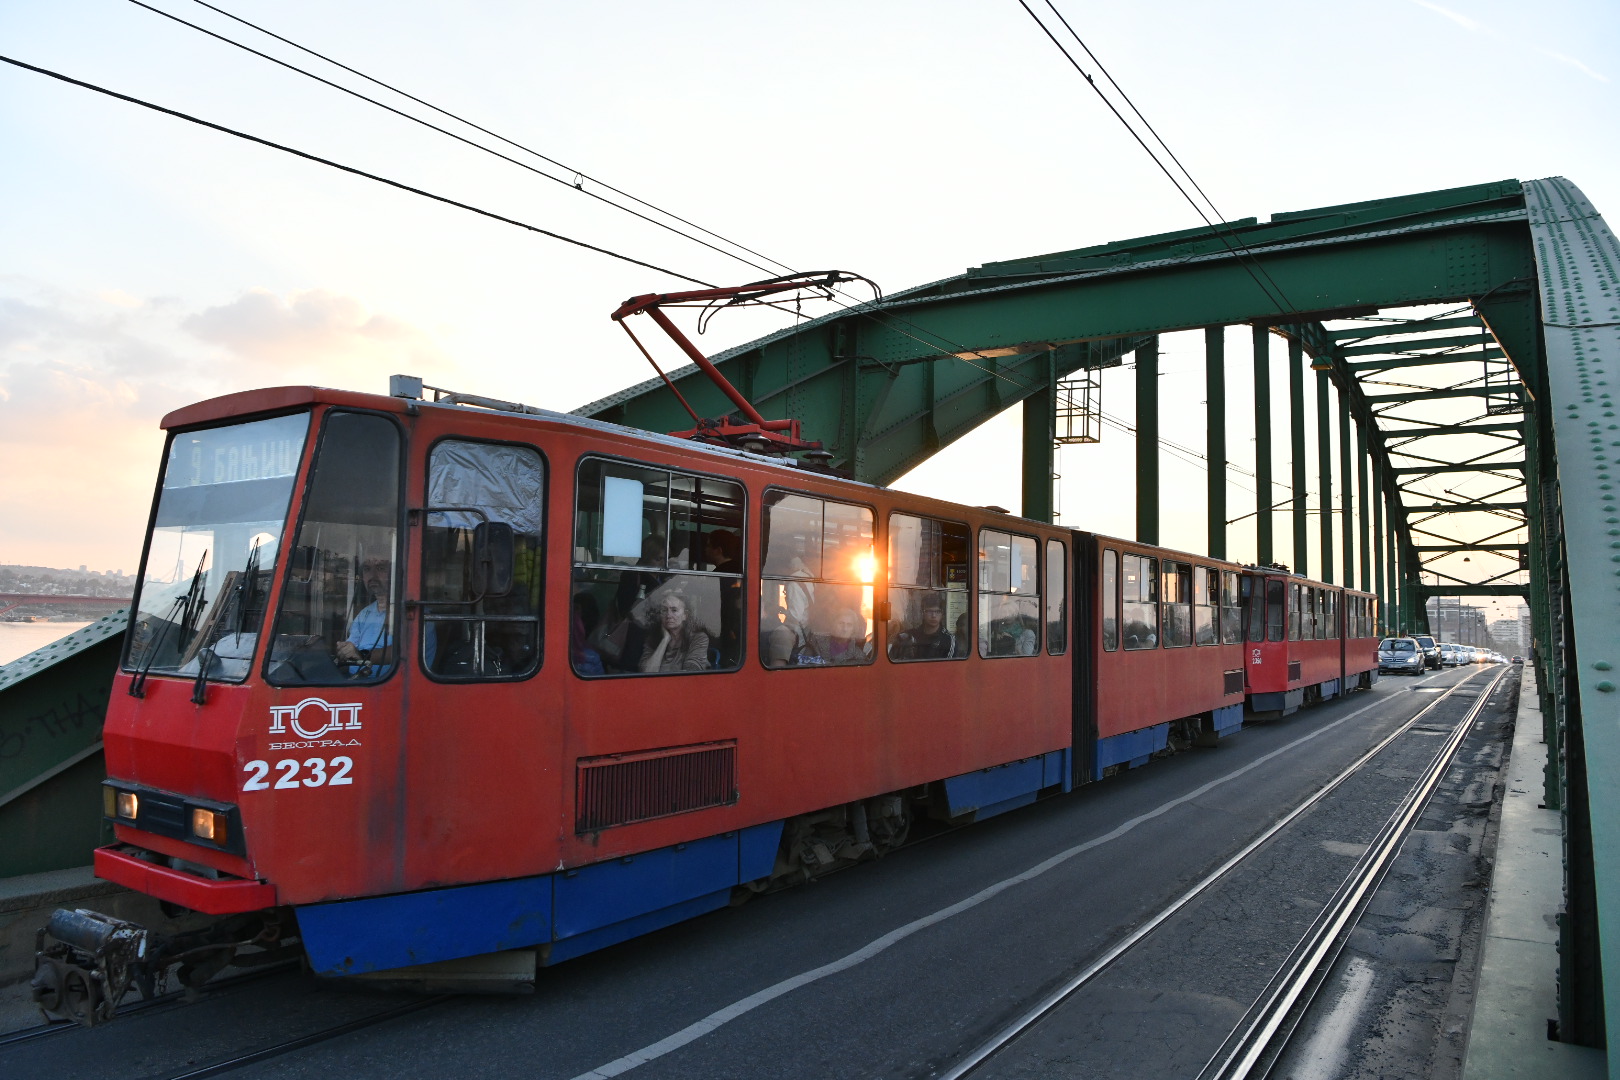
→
(0, 621, 95, 666)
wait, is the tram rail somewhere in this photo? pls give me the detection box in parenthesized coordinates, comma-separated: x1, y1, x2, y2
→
(939, 665, 1508, 1080)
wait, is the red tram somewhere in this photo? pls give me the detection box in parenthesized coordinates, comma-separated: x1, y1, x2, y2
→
(1242, 568, 1380, 716)
(34, 379, 1380, 1019)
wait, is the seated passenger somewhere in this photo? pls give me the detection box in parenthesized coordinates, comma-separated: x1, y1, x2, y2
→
(638, 590, 711, 673)
(988, 599, 1037, 656)
(890, 593, 954, 660)
(797, 607, 871, 666)
(570, 592, 605, 676)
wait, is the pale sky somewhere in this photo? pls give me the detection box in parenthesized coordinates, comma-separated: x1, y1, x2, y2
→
(2, 0, 1615, 624)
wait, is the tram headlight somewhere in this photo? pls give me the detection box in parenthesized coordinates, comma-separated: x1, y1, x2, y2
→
(190, 808, 227, 845)
(115, 791, 139, 820)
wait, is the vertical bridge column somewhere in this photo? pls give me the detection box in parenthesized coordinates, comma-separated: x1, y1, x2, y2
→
(1373, 459, 1386, 628)
(1289, 336, 1308, 576)
(1136, 337, 1160, 544)
(1206, 327, 1226, 560)
(1357, 419, 1372, 592)
(1253, 326, 1273, 564)
(1020, 350, 1056, 523)
(1317, 368, 1335, 583)
(1339, 395, 1354, 586)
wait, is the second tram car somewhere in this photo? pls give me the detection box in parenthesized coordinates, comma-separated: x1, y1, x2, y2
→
(1242, 568, 1379, 716)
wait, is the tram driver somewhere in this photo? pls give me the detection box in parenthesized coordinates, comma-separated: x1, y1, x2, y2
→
(334, 555, 397, 676)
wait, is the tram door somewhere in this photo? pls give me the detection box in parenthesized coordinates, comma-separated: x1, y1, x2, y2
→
(404, 431, 551, 885)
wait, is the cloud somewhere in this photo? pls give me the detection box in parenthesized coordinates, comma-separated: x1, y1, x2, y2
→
(0, 280, 449, 571)
(183, 288, 449, 384)
(1411, 2, 1607, 82)
(1536, 48, 1609, 83)
(1411, 0, 1482, 32)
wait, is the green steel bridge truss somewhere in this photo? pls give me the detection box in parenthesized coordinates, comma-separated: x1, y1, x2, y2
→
(1, 175, 1613, 1057)
(579, 176, 1616, 1052)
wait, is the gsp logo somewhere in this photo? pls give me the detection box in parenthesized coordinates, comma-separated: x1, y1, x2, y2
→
(269, 698, 363, 740)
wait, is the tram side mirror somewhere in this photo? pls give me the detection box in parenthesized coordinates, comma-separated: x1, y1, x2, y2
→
(473, 521, 515, 598)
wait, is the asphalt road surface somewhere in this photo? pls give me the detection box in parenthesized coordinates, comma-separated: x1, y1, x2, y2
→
(4, 665, 1505, 1080)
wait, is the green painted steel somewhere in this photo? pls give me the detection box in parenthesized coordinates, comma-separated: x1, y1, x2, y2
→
(1135, 339, 1160, 544)
(1289, 336, 1308, 576)
(1317, 370, 1334, 582)
(0, 613, 125, 876)
(1254, 326, 1274, 565)
(1522, 177, 1619, 1055)
(1340, 393, 1354, 585)
(1358, 421, 1372, 592)
(1021, 350, 1056, 523)
(1205, 327, 1227, 560)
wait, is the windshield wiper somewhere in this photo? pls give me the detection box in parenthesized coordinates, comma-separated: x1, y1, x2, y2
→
(129, 551, 209, 699)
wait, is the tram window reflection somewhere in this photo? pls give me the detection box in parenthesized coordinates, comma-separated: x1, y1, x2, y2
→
(1221, 570, 1243, 645)
(760, 491, 874, 669)
(978, 529, 1039, 657)
(1102, 548, 1119, 652)
(1122, 553, 1159, 651)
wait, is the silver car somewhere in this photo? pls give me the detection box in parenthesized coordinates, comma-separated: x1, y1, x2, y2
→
(1378, 637, 1425, 675)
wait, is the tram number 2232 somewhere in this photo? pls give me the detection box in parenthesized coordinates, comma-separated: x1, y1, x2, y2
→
(242, 756, 354, 791)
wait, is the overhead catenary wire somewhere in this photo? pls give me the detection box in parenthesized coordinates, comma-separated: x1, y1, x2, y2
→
(138, 0, 1294, 489)
(1011, 0, 1300, 317)
(178, 0, 797, 279)
(130, 0, 784, 279)
(0, 53, 718, 289)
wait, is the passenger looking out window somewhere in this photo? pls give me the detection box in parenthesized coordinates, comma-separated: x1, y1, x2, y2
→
(1121, 552, 1160, 651)
(571, 458, 743, 677)
(888, 513, 969, 662)
(978, 529, 1040, 657)
(760, 492, 875, 668)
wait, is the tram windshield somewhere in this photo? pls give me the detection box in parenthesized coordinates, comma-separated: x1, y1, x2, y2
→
(124, 413, 310, 683)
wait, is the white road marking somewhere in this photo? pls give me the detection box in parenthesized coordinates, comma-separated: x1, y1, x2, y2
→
(569, 675, 1451, 1080)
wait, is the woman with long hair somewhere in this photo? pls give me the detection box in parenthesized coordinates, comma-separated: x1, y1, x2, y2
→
(638, 589, 711, 672)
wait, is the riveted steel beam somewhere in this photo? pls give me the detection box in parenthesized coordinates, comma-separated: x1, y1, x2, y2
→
(1347, 350, 1506, 371)
(1332, 315, 1485, 340)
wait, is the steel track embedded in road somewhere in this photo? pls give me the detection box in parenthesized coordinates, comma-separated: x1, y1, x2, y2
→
(937, 667, 1508, 1080)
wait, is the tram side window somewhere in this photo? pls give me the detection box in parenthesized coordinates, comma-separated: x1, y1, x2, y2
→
(267, 412, 402, 686)
(1328, 592, 1339, 639)
(1266, 579, 1286, 642)
(979, 530, 1040, 657)
(761, 492, 874, 668)
(1288, 583, 1301, 641)
(1046, 539, 1067, 655)
(1193, 566, 1217, 645)
(1305, 588, 1318, 640)
(1103, 548, 1119, 652)
(1221, 571, 1242, 644)
(419, 440, 545, 681)
(1123, 553, 1159, 650)
(1162, 561, 1192, 648)
(887, 513, 969, 662)
(573, 458, 744, 676)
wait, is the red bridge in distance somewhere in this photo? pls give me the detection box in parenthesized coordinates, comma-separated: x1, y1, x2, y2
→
(0, 593, 130, 617)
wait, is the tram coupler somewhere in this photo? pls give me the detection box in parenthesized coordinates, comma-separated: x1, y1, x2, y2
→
(32, 906, 296, 1026)
(32, 909, 158, 1027)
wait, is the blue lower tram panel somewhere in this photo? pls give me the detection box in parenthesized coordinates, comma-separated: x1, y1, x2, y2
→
(296, 821, 784, 976)
(297, 750, 1078, 977)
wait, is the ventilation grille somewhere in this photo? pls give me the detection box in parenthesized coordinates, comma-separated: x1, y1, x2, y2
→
(1288, 660, 1302, 682)
(1224, 669, 1244, 695)
(576, 741, 737, 833)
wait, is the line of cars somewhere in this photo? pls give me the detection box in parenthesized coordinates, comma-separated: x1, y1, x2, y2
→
(1377, 632, 1509, 675)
